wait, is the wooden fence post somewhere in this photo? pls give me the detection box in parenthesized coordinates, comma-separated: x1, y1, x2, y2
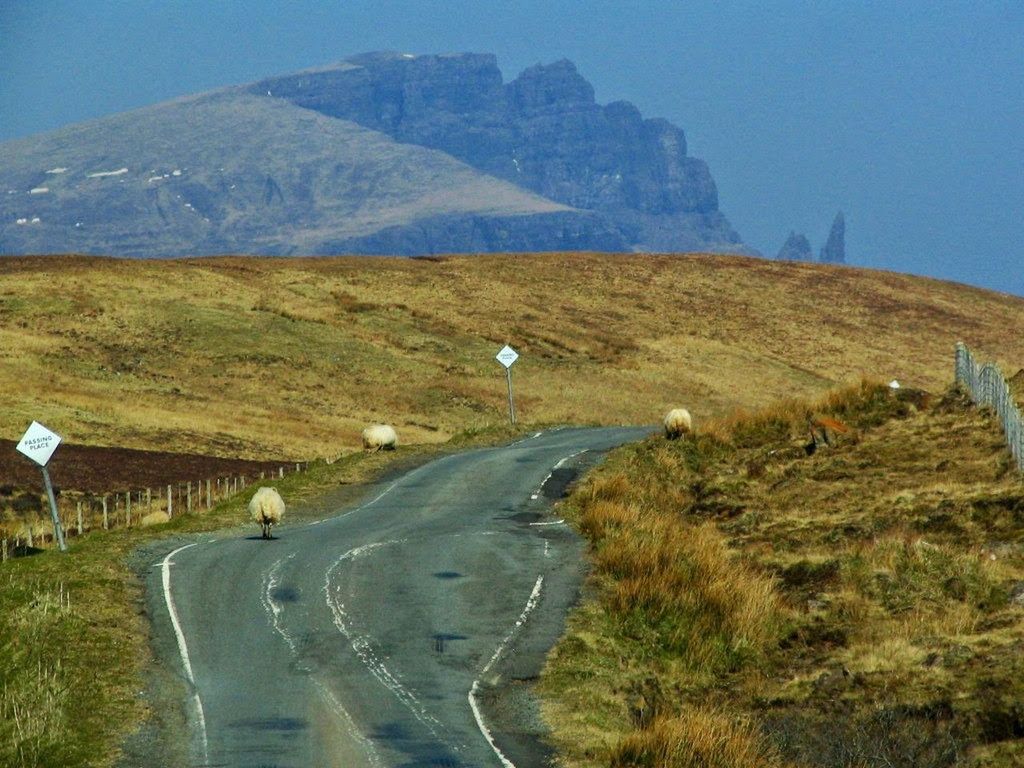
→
(126, 492, 132, 526)
(279, 466, 284, 479)
(77, 502, 83, 535)
(102, 496, 109, 530)
(296, 463, 300, 474)
(147, 487, 152, 512)
(167, 485, 173, 518)
(27, 525, 34, 549)
(206, 479, 212, 510)
(2, 538, 7, 562)
(187, 482, 192, 514)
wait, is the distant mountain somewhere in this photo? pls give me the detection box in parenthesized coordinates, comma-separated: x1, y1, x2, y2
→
(0, 52, 747, 258)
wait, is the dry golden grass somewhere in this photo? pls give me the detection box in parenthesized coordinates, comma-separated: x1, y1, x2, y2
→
(610, 709, 784, 768)
(1, 253, 1022, 459)
(543, 382, 1024, 768)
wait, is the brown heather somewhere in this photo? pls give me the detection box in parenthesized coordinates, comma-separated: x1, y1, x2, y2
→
(542, 382, 1024, 768)
(610, 709, 782, 768)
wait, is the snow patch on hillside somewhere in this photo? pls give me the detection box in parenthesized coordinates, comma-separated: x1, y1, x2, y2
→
(87, 167, 128, 178)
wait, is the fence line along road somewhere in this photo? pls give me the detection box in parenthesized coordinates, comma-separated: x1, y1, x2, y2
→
(955, 342, 1024, 469)
(1, 463, 308, 563)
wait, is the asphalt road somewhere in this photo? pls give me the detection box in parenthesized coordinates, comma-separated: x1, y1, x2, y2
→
(145, 427, 648, 768)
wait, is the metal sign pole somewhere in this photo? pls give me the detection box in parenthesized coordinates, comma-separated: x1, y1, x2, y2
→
(41, 466, 67, 552)
(506, 366, 516, 426)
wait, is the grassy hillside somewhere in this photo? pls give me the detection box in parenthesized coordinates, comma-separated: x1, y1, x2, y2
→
(1, 253, 1022, 460)
(0, 90, 578, 257)
(541, 383, 1024, 767)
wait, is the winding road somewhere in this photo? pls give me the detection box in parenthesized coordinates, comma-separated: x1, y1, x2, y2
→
(146, 427, 647, 768)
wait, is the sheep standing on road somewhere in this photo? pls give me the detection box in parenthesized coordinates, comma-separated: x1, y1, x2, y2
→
(362, 424, 397, 452)
(249, 487, 285, 540)
(663, 408, 693, 440)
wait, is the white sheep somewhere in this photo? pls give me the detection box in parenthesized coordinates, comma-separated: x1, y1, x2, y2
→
(663, 408, 693, 440)
(248, 487, 285, 539)
(362, 424, 397, 452)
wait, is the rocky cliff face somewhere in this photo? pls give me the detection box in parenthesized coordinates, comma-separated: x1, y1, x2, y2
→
(776, 231, 813, 261)
(0, 52, 746, 258)
(819, 211, 846, 264)
(252, 52, 743, 252)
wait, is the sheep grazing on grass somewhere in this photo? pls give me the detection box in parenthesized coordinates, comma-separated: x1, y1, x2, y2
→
(362, 424, 397, 452)
(663, 408, 692, 440)
(248, 487, 285, 540)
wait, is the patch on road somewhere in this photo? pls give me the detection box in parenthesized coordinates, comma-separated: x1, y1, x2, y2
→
(432, 633, 468, 653)
(270, 585, 301, 602)
(230, 717, 308, 733)
(541, 467, 578, 500)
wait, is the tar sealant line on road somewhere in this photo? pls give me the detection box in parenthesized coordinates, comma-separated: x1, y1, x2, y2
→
(468, 574, 545, 768)
(260, 554, 382, 765)
(160, 543, 209, 764)
(323, 542, 450, 743)
(261, 555, 300, 657)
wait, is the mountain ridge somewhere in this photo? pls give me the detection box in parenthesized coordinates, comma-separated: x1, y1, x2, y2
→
(0, 52, 746, 257)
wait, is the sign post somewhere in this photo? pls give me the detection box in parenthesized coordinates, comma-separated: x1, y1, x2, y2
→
(16, 421, 67, 552)
(495, 345, 519, 426)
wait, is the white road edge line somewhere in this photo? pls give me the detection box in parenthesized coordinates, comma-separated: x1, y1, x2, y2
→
(161, 543, 209, 763)
(468, 574, 544, 768)
(529, 519, 565, 527)
(511, 430, 544, 447)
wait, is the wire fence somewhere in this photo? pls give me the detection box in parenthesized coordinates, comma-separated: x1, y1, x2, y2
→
(1, 463, 308, 562)
(955, 341, 1023, 469)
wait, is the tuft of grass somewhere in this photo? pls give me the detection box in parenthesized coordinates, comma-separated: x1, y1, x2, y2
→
(610, 709, 783, 768)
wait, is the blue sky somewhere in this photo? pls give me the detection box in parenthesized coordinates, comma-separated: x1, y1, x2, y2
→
(1, 1, 1021, 294)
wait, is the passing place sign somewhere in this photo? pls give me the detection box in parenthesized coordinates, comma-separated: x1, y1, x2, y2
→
(16, 421, 62, 467)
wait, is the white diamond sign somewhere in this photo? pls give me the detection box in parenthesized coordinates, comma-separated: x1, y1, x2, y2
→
(496, 345, 519, 369)
(16, 421, 62, 467)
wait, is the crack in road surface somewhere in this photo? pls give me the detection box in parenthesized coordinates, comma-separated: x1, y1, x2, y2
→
(148, 426, 648, 767)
